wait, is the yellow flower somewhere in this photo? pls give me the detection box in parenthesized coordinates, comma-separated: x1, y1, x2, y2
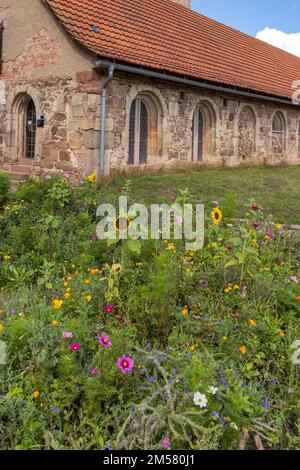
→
(64, 292, 71, 300)
(85, 279, 91, 284)
(190, 344, 196, 352)
(0, 323, 4, 333)
(64, 282, 69, 287)
(275, 224, 283, 230)
(279, 330, 286, 338)
(233, 284, 240, 290)
(223, 336, 228, 341)
(67, 276, 72, 281)
(239, 345, 247, 355)
(249, 320, 257, 327)
(0, 309, 4, 315)
(53, 299, 63, 310)
(87, 172, 97, 183)
(86, 295, 92, 302)
(32, 390, 40, 399)
(211, 207, 223, 225)
(182, 307, 189, 316)
(111, 263, 122, 273)
(51, 320, 59, 327)
(4, 255, 11, 261)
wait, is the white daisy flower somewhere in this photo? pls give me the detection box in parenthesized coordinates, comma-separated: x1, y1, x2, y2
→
(193, 392, 208, 408)
(208, 386, 219, 395)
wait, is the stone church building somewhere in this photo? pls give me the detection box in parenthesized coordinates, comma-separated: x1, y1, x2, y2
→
(0, 0, 300, 179)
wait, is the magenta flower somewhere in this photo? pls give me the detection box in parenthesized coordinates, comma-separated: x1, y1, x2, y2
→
(90, 369, 101, 376)
(97, 333, 112, 349)
(117, 355, 134, 374)
(162, 437, 171, 449)
(199, 280, 209, 287)
(226, 245, 234, 251)
(63, 332, 73, 339)
(265, 228, 274, 239)
(291, 276, 299, 284)
(170, 195, 177, 201)
(252, 222, 261, 229)
(104, 305, 113, 313)
(251, 204, 260, 212)
(70, 343, 81, 351)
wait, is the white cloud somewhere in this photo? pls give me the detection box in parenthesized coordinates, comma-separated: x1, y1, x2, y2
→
(256, 27, 300, 57)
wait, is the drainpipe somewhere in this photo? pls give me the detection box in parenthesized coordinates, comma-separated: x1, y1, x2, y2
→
(99, 64, 115, 176)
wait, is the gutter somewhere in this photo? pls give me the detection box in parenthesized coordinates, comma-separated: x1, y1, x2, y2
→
(95, 59, 298, 108)
(99, 63, 115, 176)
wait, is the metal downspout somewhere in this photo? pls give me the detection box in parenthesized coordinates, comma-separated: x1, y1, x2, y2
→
(99, 64, 115, 176)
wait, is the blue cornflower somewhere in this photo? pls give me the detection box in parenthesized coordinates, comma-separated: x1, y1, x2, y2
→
(51, 407, 60, 415)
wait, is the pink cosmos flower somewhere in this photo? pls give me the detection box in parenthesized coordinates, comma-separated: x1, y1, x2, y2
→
(117, 355, 134, 374)
(70, 343, 81, 351)
(162, 437, 171, 449)
(291, 276, 299, 284)
(104, 305, 113, 313)
(170, 195, 177, 201)
(90, 369, 101, 376)
(63, 332, 73, 339)
(97, 333, 112, 349)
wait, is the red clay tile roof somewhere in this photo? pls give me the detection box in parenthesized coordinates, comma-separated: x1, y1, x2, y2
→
(44, 0, 300, 101)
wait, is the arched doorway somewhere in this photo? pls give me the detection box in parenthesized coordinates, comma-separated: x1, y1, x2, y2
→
(25, 99, 36, 159)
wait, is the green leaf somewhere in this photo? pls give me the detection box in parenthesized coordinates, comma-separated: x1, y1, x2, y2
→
(127, 239, 141, 255)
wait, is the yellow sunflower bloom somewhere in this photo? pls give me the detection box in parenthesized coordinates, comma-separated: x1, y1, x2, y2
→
(211, 207, 223, 225)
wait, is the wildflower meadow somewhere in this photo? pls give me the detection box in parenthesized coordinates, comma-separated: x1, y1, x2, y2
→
(0, 169, 300, 450)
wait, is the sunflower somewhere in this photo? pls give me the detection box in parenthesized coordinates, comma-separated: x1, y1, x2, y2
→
(115, 215, 131, 233)
(211, 207, 223, 225)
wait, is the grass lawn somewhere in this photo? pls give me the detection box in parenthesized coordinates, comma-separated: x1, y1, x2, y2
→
(113, 165, 300, 224)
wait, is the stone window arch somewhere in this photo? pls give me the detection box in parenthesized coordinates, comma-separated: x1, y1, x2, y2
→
(10, 92, 38, 160)
(192, 101, 216, 162)
(238, 106, 256, 160)
(128, 92, 162, 166)
(272, 111, 286, 156)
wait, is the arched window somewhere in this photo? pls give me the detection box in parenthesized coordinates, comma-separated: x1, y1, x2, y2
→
(25, 99, 36, 159)
(238, 106, 256, 160)
(9, 93, 37, 161)
(272, 111, 286, 156)
(192, 102, 216, 162)
(128, 98, 148, 165)
(272, 112, 284, 133)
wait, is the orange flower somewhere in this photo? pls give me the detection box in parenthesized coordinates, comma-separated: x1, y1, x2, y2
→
(279, 331, 286, 338)
(295, 295, 300, 303)
(0, 323, 4, 333)
(53, 299, 63, 310)
(86, 295, 92, 302)
(182, 307, 189, 316)
(32, 390, 40, 399)
(64, 282, 68, 287)
(64, 292, 71, 300)
(249, 320, 257, 327)
(239, 345, 246, 355)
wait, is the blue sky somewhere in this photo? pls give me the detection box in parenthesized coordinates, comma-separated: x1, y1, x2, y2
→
(192, 0, 300, 36)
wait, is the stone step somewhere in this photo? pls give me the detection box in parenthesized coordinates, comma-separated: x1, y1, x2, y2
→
(9, 165, 33, 174)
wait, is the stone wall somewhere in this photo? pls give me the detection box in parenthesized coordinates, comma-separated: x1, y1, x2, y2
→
(104, 72, 300, 171)
(0, 0, 101, 176)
